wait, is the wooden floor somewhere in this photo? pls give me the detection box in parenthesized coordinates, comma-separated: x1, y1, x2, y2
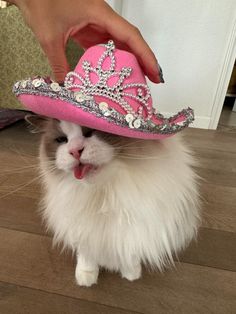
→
(0, 114, 236, 313)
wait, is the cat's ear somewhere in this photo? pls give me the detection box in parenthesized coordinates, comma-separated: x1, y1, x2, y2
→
(25, 114, 50, 133)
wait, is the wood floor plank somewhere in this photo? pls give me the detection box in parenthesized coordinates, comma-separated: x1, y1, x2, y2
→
(1, 191, 235, 272)
(201, 183, 236, 232)
(0, 281, 136, 314)
(196, 167, 236, 187)
(194, 148, 236, 174)
(0, 196, 44, 235)
(1, 180, 235, 235)
(191, 144, 236, 187)
(1, 183, 235, 272)
(0, 134, 44, 235)
(0, 227, 235, 314)
(184, 128, 236, 153)
(0, 149, 39, 198)
(179, 227, 236, 271)
(0, 166, 44, 235)
(1, 179, 235, 234)
(0, 121, 40, 155)
(0, 176, 236, 234)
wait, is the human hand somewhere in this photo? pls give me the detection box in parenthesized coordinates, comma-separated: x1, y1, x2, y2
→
(11, 0, 164, 84)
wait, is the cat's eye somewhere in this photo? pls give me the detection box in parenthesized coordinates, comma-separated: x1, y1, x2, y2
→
(55, 136, 68, 144)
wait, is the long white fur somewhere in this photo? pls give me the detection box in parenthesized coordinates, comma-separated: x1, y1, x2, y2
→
(39, 121, 200, 285)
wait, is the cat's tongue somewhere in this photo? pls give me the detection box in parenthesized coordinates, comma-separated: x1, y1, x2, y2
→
(74, 164, 93, 180)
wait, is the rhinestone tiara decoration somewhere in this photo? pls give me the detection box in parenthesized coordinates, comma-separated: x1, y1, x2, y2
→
(64, 40, 152, 122)
(13, 40, 194, 135)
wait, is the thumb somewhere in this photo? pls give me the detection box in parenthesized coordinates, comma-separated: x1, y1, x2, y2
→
(40, 37, 69, 83)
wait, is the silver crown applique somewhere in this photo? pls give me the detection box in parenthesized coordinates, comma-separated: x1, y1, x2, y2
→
(64, 40, 152, 129)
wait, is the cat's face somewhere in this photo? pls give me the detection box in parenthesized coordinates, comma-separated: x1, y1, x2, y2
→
(31, 117, 129, 180)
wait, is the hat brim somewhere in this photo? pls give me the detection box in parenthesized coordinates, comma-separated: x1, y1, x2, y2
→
(13, 80, 194, 140)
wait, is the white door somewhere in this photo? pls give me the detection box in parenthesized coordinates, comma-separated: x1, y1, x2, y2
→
(108, 0, 236, 129)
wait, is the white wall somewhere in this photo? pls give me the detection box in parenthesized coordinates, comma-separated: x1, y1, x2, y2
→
(108, 0, 236, 129)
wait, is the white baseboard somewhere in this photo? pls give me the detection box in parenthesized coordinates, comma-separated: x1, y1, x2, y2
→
(190, 116, 211, 129)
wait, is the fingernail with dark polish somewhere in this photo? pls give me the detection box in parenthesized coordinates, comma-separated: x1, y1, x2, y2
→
(157, 63, 165, 83)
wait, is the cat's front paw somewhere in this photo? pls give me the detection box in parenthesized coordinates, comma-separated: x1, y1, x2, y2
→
(75, 268, 99, 287)
(121, 264, 142, 281)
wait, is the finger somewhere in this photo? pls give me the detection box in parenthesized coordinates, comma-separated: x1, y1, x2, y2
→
(40, 36, 69, 83)
(71, 25, 110, 49)
(102, 12, 163, 83)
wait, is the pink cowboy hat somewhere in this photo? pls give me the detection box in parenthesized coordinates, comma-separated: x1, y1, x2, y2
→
(13, 40, 194, 139)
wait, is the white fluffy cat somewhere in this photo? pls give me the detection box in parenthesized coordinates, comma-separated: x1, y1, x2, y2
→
(27, 116, 200, 287)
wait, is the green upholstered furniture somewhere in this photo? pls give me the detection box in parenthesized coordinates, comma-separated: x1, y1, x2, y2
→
(0, 5, 83, 109)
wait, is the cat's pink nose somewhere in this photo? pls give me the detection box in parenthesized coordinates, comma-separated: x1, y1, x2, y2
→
(69, 148, 84, 160)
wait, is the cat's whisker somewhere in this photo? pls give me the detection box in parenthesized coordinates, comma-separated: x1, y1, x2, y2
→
(41, 161, 55, 166)
(0, 177, 41, 199)
(0, 166, 57, 199)
(113, 139, 145, 149)
(1, 164, 38, 171)
(0, 168, 38, 175)
(0, 160, 56, 175)
(94, 146, 150, 153)
(6, 146, 38, 160)
(113, 147, 149, 150)
(118, 154, 161, 160)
